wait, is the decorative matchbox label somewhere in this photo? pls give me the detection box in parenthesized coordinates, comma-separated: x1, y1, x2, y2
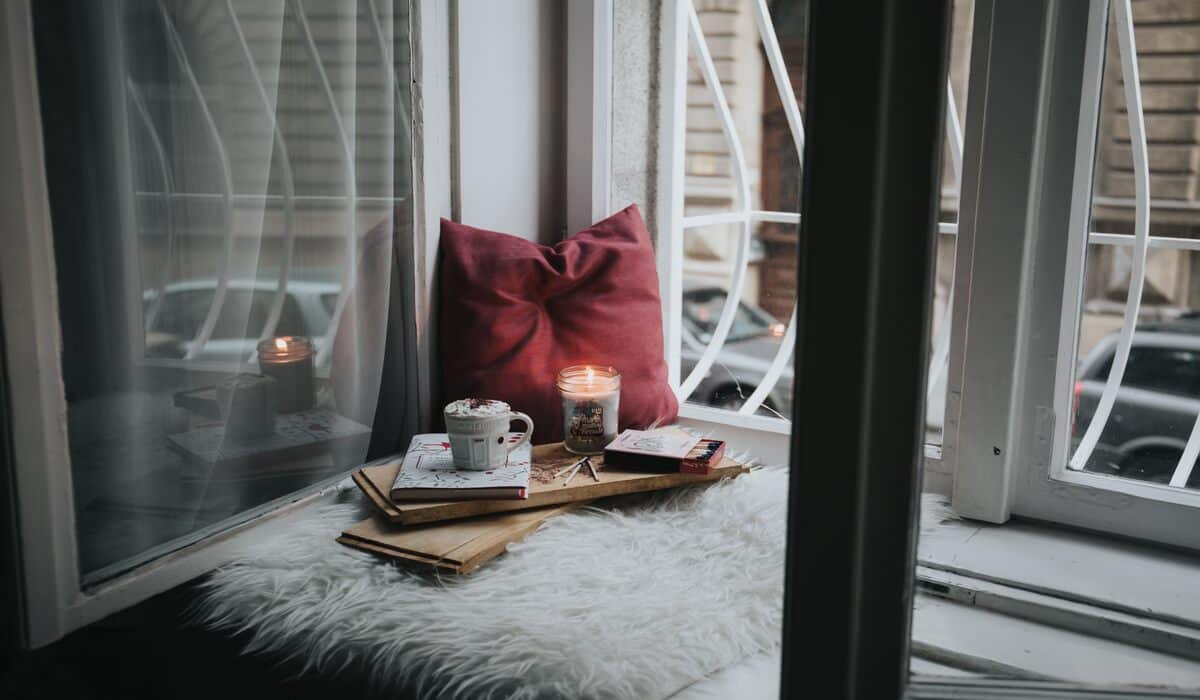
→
(605, 429, 701, 459)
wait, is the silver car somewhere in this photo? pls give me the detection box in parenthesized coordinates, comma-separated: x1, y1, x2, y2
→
(142, 279, 339, 362)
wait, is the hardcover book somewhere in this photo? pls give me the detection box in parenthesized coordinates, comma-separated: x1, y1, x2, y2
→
(389, 433, 531, 501)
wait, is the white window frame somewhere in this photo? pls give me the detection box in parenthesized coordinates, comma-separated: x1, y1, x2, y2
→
(0, 0, 455, 648)
(946, 0, 1200, 550)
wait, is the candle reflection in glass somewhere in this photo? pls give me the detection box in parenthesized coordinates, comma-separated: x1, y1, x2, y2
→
(257, 336, 314, 413)
(557, 365, 621, 455)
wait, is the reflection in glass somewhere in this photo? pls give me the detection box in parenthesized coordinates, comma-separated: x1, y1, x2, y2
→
(36, 0, 412, 584)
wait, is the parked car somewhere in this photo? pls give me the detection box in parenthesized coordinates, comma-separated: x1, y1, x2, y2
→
(680, 283, 793, 417)
(1073, 318, 1200, 487)
(142, 279, 340, 362)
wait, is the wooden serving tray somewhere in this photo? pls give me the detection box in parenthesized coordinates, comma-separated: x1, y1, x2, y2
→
(337, 503, 581, 575)
(352, 438, 748, 526)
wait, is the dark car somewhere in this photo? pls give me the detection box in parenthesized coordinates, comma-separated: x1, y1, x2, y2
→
(680, 283, 793, 417)
(1073, 317, 1200, 487)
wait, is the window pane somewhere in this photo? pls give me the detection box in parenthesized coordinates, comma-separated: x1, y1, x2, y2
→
(677, 0, 961, 438)
(678, 246, 790, 418)
(1067, 1, 1200, 494)
(34, 0, 413, 585)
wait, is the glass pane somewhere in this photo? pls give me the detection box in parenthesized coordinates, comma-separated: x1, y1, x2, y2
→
(678, 0, 802, 420)
(1067, 1, 1200, 493)
(33, 0, 413, 585)
(679, 0, 962, 438)
(680, 223, 790, 418)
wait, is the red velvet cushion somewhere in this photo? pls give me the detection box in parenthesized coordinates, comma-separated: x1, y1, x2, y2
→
(439, 204, 678, 443)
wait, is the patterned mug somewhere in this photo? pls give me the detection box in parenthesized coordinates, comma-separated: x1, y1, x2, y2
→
(443, 398, 534, 470)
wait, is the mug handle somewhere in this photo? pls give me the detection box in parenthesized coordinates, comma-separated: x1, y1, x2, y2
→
(505, 411, 534, 454)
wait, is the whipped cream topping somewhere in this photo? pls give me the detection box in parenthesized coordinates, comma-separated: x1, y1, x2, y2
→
(444, 398, 510, 417)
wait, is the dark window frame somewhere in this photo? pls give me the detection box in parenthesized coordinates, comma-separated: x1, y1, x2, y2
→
(780, 0, 950, 695)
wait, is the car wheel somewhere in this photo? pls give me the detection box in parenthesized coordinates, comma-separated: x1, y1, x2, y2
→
(715, 395, 747, 411)
(709, 385, 778, 416)
(1117, 447, 1183, 484)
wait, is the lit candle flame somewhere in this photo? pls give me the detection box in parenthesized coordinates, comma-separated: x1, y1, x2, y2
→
(275, 338, 288, 351)
(586, 367, 595, 384)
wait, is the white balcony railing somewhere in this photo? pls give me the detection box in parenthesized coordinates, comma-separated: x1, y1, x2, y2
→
(669, 0, 965, 427)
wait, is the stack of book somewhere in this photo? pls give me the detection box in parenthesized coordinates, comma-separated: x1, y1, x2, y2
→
(339, 428, 748, 574)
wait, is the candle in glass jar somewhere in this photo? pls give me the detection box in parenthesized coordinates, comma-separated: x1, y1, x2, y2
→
(256, 336, 314, 413)
(556, 365, 620, 455)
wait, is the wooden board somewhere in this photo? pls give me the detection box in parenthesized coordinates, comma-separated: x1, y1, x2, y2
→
(337, 503, 581, 574)
(352, 439, 749, 526)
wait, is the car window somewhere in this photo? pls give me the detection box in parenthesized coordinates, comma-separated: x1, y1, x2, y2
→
(274, 294, 309, 337)
(682, 288, 774, 344)
(150, 289, 308, 340)
(150, 289, 210, 339)
(1093, 346, 1200, 398)
(320, 293, 338, 319)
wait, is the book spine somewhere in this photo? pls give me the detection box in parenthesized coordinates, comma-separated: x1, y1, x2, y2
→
(601, 451, 681, 472)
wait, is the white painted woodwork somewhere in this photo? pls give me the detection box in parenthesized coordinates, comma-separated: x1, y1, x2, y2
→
(454, 0, 565, 241)
(412, 0, 453, 431)
(658, 0, 689, 391)
(0, 0, 80, 648)
(912, 596, 1200, 687)
(920, 505, 1200, 628)
(565, 0, 613, 233)
(917, 566, 1200, 662)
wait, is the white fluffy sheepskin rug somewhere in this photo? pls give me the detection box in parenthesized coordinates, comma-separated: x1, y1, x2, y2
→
(195, 462, 788, 699)
(195, 463, 955, 699)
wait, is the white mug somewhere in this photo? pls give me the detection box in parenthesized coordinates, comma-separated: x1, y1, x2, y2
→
(443, 399, 534, 470)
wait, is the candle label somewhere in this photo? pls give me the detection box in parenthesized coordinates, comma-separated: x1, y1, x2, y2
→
(568, 402, 606, 439)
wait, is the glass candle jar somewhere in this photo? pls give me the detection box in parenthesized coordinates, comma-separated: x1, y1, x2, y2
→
(256, 336, 315, 413)
(556, 365, 621, 455)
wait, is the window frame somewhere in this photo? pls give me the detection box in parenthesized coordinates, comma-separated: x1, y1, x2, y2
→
(0, 0, 450, 648)
(945, 0, 1200, 550)
(778, 0, 951, 693)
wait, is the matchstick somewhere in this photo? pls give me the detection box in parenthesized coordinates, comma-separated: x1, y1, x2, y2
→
(553, 456, 588, 479)
(561, 460, 585, 486)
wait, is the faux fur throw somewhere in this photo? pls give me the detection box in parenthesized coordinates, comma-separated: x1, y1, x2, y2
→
(195, 461, 788, 699)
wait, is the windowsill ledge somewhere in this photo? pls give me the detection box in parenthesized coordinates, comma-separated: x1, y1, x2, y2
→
(915, 497, 1200, 686)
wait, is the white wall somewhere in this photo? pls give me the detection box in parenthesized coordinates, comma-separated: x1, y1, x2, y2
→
(455, 0, 565, 242)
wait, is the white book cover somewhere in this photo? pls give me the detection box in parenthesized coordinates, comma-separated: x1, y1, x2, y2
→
(389, 433, 531, 495)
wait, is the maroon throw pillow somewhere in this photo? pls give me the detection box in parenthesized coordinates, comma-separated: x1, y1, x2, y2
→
(439, 204, 678, 443)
